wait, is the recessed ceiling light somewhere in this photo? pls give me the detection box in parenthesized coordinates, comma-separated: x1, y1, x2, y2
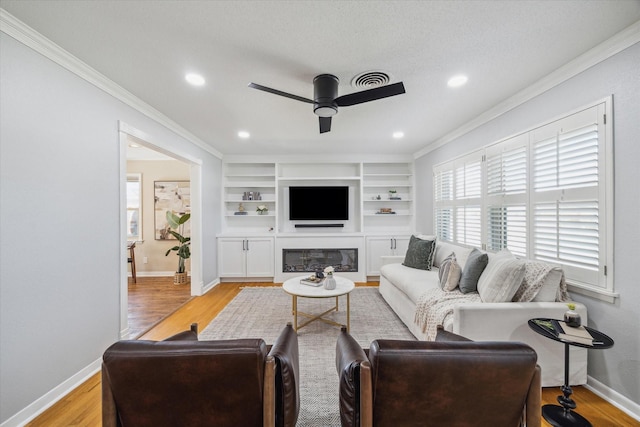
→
(128, 143, 140, 148)
(447, 74, 468, 88)
(185, 73, 205, 86)
(393, 131, 404, 139)
(238, 131, 250, 139)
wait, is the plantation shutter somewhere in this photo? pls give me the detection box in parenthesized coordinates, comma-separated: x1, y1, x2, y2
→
(531, 105, 603, 287)
(434, 164, 454, 241)
(453, 151, 483, 247)
(485, 134, 528, 256)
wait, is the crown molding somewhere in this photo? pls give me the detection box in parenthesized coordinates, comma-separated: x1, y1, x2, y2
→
(414, 20, 640, 159)
(0, 8, 223, 160)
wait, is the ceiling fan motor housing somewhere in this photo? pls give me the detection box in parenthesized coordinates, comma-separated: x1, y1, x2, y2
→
(313, 74, 339, 117)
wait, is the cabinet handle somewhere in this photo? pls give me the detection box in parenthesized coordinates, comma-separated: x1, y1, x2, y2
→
(242, 240, 246, 251)
(245, 239, 249, 251)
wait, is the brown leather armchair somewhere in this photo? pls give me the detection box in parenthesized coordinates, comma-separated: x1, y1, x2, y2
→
(336, 326, 541, 427)
(102, 323, 299, 427)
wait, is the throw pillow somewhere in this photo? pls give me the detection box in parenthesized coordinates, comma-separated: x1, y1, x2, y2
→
(402, 235, 436, 270)
(477, 256, 526, 302)
(458, 248, 488, 293)
(438, 253, 462, 291)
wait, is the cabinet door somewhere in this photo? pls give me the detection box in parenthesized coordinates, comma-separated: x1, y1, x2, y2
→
(393, 236, 411, 257)
(245, 237, 275, 277)
(218, 238, 246, 277)
(366, 237, 394, 276)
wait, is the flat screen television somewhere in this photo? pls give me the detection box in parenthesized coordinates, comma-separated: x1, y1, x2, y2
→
(289, 186, 349, 221)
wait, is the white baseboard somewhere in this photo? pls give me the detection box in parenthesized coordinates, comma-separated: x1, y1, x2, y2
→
(201, 277, 220, 294)
(130, 271, 179, 278)
(0, 358, 101, 427)
(586, 376, 640, 421)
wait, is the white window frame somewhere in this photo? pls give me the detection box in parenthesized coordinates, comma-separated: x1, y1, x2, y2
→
(126, 173, 142, 242)
(433, 97, 616, 302)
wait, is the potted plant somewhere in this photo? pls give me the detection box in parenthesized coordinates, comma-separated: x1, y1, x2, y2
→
(164, 211, 191, 284)
(256, 205, 268, 215)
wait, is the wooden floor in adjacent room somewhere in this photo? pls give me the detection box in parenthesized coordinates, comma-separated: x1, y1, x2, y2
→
(26, 281, 638, 426)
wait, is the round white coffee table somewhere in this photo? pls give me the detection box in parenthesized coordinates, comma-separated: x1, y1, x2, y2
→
(282, 275, 355, 332)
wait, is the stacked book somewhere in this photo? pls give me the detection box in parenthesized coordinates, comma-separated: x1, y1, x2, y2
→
(300, 276, 324, 287)
(534, 319, 595, 346)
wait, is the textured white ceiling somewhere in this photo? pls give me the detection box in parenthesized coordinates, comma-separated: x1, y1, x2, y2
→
(3, 1, 640, 157)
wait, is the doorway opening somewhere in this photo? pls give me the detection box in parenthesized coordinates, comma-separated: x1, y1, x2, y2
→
(119, 124, 203, 338)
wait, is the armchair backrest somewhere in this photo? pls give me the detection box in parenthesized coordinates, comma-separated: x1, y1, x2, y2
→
(102, 323, 299, 427)
(102, 338, 271, 427)
(336, 326, 540, 427)
(364, 339, 541, 427)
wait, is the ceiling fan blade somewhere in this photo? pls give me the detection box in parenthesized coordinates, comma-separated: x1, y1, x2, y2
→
(248, 82, 314, 104)
(335, 82, 406, 107)
(319, 116, 332, 134)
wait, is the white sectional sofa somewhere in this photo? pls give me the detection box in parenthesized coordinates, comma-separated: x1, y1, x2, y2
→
(378, 239, 587, 387)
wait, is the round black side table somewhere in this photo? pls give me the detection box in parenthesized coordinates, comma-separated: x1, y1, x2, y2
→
(528, 318, 614, 427)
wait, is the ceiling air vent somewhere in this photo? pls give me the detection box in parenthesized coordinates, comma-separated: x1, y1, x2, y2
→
(351, 71, 391, 89)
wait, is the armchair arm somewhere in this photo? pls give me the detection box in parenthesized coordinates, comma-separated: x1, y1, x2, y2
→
(268, 323, 300, 427)
(526, 365, 542, 427)
(101, 363, 119, 427)
(336, 326, 368, 427)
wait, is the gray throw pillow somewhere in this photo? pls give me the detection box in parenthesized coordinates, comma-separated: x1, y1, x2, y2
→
(402, 235, 436, 270)
(458, 248, 488, 293)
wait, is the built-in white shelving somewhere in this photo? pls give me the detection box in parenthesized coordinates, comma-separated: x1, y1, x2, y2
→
(220, 160, 414, 280)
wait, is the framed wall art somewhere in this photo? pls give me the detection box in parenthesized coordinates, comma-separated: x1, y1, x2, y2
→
(154, 181, 191, 240)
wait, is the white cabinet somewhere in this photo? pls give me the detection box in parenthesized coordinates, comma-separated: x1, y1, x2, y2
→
(218, 237, 274, 278)
(366, 236, 410, 276)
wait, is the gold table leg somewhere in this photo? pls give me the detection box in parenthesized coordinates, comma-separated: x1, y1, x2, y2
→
(346, 293, 350, 333)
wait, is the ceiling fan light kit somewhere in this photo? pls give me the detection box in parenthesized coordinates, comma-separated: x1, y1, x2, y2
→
(248, 72, 405, 134)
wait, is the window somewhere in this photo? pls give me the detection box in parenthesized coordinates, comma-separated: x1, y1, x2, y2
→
(127, 174, 142, 241)
(433, 99, 613, 299)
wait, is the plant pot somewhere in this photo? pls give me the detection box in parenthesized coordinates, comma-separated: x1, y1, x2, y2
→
(564, 309, 581, 327)
(174, 272, 188, 285)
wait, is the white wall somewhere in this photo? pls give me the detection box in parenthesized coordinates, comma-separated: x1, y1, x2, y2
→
(414, 43, 640, 406)
(0, 33, 222, 424)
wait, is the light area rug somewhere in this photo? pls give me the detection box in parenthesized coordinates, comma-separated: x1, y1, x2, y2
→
(199, 286, 416, 426)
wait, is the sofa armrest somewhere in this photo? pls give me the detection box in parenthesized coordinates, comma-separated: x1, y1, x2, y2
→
(453, 302, 588, 340)
(336, 326, 368, 427)
(453, 301, 588, 386)
(380, 255, 404, 266)
(268, 323, 300, 427)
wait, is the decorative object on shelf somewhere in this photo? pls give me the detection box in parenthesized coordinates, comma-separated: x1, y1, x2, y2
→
(256, 205, 268, 215)
(376, 194, 382, 200)
(377, 208, 395, 214)
(164, 211, 191, 285)
(564, 303, 582, 327)
(323, 266, 336, 290)
(388, 189, 401, 200)
(235, 203, 248, 215)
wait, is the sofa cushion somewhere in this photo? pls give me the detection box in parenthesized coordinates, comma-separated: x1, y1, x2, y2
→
(433, 242, 473, 269)
(458, 248, 488, 294)
(477, 252, 526, 302)
(402, 235, 436, 270)
(380, 263, 440, 302)
(438, 253, 461, 292)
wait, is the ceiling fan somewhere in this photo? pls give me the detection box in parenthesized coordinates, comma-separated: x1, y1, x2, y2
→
(248, 74, 405, 134)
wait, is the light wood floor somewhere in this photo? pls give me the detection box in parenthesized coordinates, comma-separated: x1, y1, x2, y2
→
(26, 281, 638, 426)
(127, 276, 192, 338)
